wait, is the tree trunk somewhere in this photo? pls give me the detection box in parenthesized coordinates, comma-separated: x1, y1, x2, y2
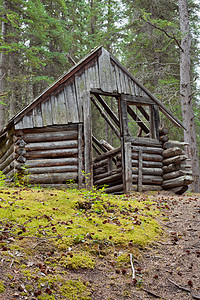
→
(0, 2, 6, 131)
(179, 0, 200, 192)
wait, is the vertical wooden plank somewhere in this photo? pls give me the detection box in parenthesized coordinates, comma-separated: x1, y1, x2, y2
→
(98, 48, 113, 93)
(111, 62, 117, 92)
(114, 64, 121, 93)
(124, 142, 132, 194)
(129, 80, 135, 96)
(119, 67, 127, 94)
(78, 123, 83, 189)
(138, 149, 143, 192)
(52, 92, 67, 125)
(15, 120, 24, 130)
(149, 105, 155, 139)
(94, 61, 100, 89)
(41, 99, 53, 126)
(120, 95, 129, 137)
(134, 84, 139, 96)
(124, 74, 131, 94)
(33, 104, 43, 128)
(22, 113, 34, 129)
(64, 83, 79, 123)
(82, 90, 93, 188)
(75, 72, 86, 122)
(153, 105, 160, 139)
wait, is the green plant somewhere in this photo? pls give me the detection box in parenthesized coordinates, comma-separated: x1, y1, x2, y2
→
(0, 171, 6, 187)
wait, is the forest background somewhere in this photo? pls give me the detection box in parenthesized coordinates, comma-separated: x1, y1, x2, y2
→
(0, 0, 200, 188)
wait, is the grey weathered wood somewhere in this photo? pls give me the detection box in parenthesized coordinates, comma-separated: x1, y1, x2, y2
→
(51, 92, 67, 125)
(120, 98, 129, 137)
(114, 64, 122, 93)
(138, 149, 143, 192)
(163, 140, 189, 149)
(22, 113, 34, 129)
(132, 145, 163, 154)
(94, 168, 122, 181)
(124, 142, 132, 194)
(83, 90, 93, 188)
(92, 135, 108, 153)
(0, 153, 16, 171)
(127, 137, 162, 147)
(159, 126, 169, 135)
(132, 167, 163, 176)
(25, 158, 78, 168)
(119, 68, 126, 94)
(28, 173, 78, 184)
(0, 144, 15, 164)
(41, 99, 53, 126)
(16, 148, 26, 156)
(27, 165, 78, 174)
(163, 170, 192, 181)
(33, 104, 43, 127)
(0, 137, 14, 159)
(15, 120, 24, 130)
(132, 152, 163, 162)
(23, 131, 78, 143)
(94, 172, 122, 186)
(22, 124, 77, 133)
(98, 48, 113, 93)
(91, 97, 120, 138)
(162, 147, 184, 158)
(93, 159, 108, 169)
(132, 174, 163, 185)
(171, 185, 188, 194)
(104, 184, 123, 194)
(25, 148, 78, 159)
(64, 83, 79, 123)
(25, 140, 78, 151)
(162, 163, 180, 174)
(110, 61, 117, 92)
(93, 93, 120, 127)
(152, 105, 160, 139)
(159, 135, 169, 143)
(163, 155, 187, 166)
(123, 94, 154, 105)
(100, 140, 114, 151)
(16, 156, 26, 163)
(132, 160, 163, 168)
(93, 147, 121, 163)
(132, 185, 162, 192)
(78, 124, 83, 189)
(162, 175, 193, 189)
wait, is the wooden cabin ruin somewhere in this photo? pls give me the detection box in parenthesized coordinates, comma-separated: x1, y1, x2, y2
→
(0, 46, 193, 194)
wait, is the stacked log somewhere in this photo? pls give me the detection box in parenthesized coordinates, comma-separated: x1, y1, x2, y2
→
(162, 146, 193, 194)
(13, 125, 80, 184)
(93, 147, 123, 194)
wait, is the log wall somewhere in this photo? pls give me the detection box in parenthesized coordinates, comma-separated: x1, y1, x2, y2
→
(12, 124, 82, 185)
(93, 147, 123, 194)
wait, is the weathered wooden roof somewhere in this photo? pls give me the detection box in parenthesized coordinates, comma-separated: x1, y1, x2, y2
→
(2, 46, 184, 133)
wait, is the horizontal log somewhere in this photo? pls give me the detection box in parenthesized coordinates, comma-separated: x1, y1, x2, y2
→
(23, 131, 78, 143)
(127, 137, 162, 147)
(162, 147, 184, 158)
(94, 173, 122, 186)
(159, 127, 169, 135)
(159, 135, 169, 143)
(16, 148, 26, 156)
(25, 148, 78, 159)
(171, 185, 188, 194)
(100, 139, 115, 151)
(132, 175, 163, 185)
(93, 159, 108, 169)
(93, 166, 108, 176)
(0, 144, 15, 165)
(104, 184, 124, 194)
(0, 153, 16, 171)
(26, 165, 78, 174)
(162, 175, 193, 189)
(17, 124, 78, 135)
(131, 185, 162, 192)
(132, 167, 163, 176)
(163, 170, 190, 181)
(6, 169, 15, 181)
(132, 145, 163, 155)
(163, 163, 180, 174)
(163, 155, 187, 166)
(17, 156, 27, 163)
(163, 140, 189, 149)
(132, 152, 163, 162)
(93, 147, 121, 163)
(94, 168, 122, 181)
(132, 160, 163, 168)
(24, 158, 78, 168)
(0, 136, 13, 158)
(24, 140, 78, 151)
(27, 173, 78, 184)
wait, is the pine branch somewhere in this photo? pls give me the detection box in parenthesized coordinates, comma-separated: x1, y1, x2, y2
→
(140, 17, 184, 52)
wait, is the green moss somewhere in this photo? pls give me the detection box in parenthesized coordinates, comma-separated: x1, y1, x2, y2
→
(60, 279, 91, 300)
(0, 281, 5, 293)
(60, 252, 95, 269)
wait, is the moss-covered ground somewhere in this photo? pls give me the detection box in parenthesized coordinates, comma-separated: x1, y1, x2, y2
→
(0, 185, 164, 299)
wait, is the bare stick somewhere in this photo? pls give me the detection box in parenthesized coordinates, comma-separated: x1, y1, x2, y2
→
(130, 253, 135, 279)
(142, 288, 160, 298)
(168, 278, 191, 293)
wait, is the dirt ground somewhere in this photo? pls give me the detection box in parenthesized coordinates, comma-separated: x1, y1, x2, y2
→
(0, 191, 200, 300)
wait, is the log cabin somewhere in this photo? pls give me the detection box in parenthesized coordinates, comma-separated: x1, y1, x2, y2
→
(0, 46, 193, 194)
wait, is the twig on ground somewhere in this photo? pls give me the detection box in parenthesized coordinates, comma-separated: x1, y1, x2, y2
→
(192, 295, 200, 300)
(168, 278, 191, 293)
(142, 288, 160, 298)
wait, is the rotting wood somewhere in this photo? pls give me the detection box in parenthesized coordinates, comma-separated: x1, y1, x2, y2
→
(92, 135, 108, 153)
(51, 92, 67, 125)
(132, 167, 163, 176)
(24, 140, 78, 151)
(132, 145, 163, 155)
(23, 131, 78, 143)
(0, 153, 17, 171)
(163, 170, 189, 180)
(124, 142, 132, 194)
(21, 124, 78, 134)
(41, 98, 53, 126)
(16, 148, 26, 156)
(0, 144, 15, 164)
(137, 149, 143, 192)
(92, 93, 120, 127)
(132, 174, 163, 185)
(163, 140, 189, 149)
(98, 47, 113, 93)
(162, 147, 184, 158)
(132, 152, 163, 162)
(163, 155, 187, 166)
(123, 94, 154, 105)
(93, 147, 121, 163)
(33, 104, 43, 128)
(132, 160, 163, 168)
(93, 172, 122, 186)
(100, 139, 114, 151)
(159, 135, 169, 143)
(91, 97, 120, 139)
(27, 165, 78, 174)
(93, 166, 108, 176)
(159, 126, 169, 135)
(27, 173, 78, 184)
(162, 175, 193, 189)
(126, 137, 162, 147)
(0, 137, 14, 158)
(78, 124, 83, 189)
(104, 184, 123, 194)
(93, 159, 108, 169)
(171, 185, 188, 195)
(24, 158, 78, 168)
(94, 168, 122, 181)
(17, 156, 26, 163)
(25, 148, 78, 159)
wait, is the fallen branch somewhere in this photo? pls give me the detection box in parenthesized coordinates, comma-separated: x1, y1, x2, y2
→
(142, 288, 160, 298)
(130, 253, 135, 279)
(192, 295, 200, 300)
(168, 278, 191, 293)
